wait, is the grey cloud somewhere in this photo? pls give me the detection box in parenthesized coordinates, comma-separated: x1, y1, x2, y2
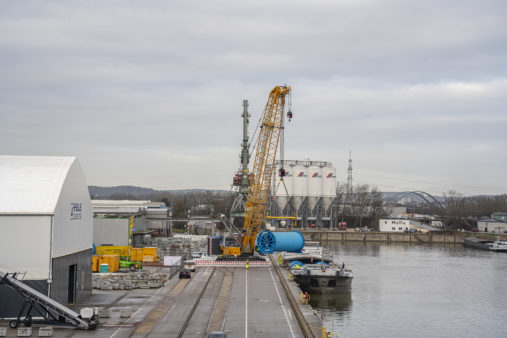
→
(0, 0, 506, 194)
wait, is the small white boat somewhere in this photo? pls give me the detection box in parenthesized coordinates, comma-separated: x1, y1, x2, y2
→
(463, 238, 507, 252)
(488, 240, 507, 252)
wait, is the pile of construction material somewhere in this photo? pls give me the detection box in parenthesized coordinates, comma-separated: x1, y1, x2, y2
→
(150, 235, 207, 260)
(187, 223, 211, 235)
(173, 234, 209, 242)
(92, 271, 168, 290)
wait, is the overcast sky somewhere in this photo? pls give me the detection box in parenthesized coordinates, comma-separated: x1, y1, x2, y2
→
(1, 0, 506, 196)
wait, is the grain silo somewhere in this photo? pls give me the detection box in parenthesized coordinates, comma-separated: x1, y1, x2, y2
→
(291, 162, 308, 213)
(273, 161, 293, 212)
(321, 163, 336, 215)
(306, 163, 322, 213)
(269, 159, 337, 228)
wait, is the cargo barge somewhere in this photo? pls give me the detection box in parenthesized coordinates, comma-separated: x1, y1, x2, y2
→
(292, 263, 353, 294)
(283, 243, 353, 294)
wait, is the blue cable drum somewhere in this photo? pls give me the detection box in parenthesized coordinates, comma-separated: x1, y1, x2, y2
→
(256, 230, 305, 254)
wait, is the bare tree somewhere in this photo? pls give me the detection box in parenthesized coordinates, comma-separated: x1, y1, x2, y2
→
(334, 182, 348, 221)
(335, 184, 387, 228)
(368, 187, 386, 228)
(351, 184, 371, 227)
(443, 190, 471, 229)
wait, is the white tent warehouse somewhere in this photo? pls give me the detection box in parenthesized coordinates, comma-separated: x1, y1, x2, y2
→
(0, 156, 93, 318)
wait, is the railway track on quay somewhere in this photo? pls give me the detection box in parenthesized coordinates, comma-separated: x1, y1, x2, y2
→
(176, 267, 216, 338)
(129, 266, 217, 338)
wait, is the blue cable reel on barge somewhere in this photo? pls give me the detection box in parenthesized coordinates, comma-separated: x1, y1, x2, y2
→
(255, 230, 305, 254)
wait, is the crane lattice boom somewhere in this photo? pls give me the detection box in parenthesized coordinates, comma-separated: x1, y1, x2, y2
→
(242, 85, 291, 254)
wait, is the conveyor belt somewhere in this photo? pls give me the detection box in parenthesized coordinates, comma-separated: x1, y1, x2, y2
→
(0, 272, 96, 329)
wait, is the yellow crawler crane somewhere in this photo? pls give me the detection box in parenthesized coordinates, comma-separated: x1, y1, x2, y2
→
(241, 85, 291, 254)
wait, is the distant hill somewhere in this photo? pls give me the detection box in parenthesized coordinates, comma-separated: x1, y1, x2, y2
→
(89, 186, 496, 201)
(89, 185, 156, 199)
(88, 185, 228, 199)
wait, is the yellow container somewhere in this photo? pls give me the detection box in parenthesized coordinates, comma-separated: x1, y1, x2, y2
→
(120, 246, 131, 256)
(141, 247, 158, 262)
(142, 247, 157, 258)
(92, 255, 100, 272)
(98, 255, 120, 273)
(142, 255, 154, 262)
(96, 246, 130, 257)
(131, 248, 143, 262)
(95, 246, 117, 255)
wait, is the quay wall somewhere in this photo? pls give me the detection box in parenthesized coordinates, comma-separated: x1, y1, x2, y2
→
(300, 230, 464, 244)
(270, 255, 323, 337)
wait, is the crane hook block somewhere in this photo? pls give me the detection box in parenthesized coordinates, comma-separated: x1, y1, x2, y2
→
(279, 168, 287, 177)
(287, 111, 293, 121)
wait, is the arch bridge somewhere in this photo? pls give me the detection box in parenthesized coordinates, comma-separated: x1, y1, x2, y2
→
(390, 191, 443, 209)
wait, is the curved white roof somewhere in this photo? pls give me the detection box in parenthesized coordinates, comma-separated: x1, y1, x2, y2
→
(0, 156, 77, 214)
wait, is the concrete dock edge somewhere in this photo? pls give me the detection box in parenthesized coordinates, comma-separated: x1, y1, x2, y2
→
(269, 255, 322, 338)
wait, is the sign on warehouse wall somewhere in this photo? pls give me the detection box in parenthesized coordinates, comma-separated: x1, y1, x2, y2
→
(70, 202, 82, 220)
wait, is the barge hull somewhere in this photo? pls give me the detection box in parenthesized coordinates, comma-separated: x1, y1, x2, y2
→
(295, 275, 352, 294)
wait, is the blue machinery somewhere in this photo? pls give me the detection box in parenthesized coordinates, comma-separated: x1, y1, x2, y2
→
(256, 230, 305, 254)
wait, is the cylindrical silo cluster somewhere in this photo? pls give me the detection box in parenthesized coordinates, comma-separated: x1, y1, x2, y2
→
(321, 163, 336, 215)
(270, 160, 336, 228)
(292, 162, 307, 214)
(274, 161, 293, 212)
(307, 163, 322, 213)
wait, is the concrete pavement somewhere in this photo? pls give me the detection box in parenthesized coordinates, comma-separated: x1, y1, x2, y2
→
(224, 267, 303, 338)
(0, 266, 305, 337)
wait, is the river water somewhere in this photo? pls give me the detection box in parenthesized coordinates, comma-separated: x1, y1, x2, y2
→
(311, 241, 507, 338)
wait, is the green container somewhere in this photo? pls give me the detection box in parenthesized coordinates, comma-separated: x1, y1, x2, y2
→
(100, 263, 109, 273)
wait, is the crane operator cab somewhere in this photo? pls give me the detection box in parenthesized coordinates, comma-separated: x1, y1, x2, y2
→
(220, 234, 242, 256)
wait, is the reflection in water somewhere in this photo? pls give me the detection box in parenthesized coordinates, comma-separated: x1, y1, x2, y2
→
(309, 292, 352, 311)
(307, 241, 507, 338)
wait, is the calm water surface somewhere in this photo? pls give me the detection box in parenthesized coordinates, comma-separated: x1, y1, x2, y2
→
(312, 241, 507, 338)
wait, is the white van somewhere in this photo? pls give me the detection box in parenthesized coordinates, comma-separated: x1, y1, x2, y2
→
(184, 260, 196, 272)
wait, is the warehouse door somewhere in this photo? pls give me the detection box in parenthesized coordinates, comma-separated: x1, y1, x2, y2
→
(68, 264, 77, 304)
